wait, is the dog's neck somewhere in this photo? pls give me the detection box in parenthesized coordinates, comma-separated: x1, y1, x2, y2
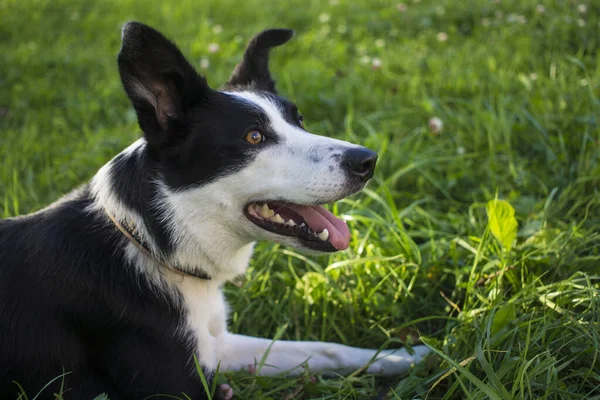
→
(88, 139, 255, 283)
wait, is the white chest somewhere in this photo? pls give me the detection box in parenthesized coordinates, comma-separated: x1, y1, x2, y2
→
(171, 275, 229, 371)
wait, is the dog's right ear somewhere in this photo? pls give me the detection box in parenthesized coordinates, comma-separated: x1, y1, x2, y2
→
(118, 22, 209, 147)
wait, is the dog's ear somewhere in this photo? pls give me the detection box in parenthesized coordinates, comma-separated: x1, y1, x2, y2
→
(118, 22, 209, 147)
(224, 29, 294, 94)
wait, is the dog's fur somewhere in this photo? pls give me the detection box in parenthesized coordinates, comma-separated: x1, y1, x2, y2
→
(0, 23, 429, 399)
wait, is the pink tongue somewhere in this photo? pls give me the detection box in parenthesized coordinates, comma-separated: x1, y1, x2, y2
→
(293, 205, 351, 250)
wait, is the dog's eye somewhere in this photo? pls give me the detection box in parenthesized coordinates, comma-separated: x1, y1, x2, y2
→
(298, 115, 304, 128)
(245, 130, 264, 145)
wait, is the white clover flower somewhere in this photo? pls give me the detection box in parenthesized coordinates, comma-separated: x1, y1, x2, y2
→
(428, 117, 443, 134)
(375, 39, 385, 48)
(457, 146, 466, 155)
(396, 3, 407, 12)
(536, 4, 546, 13)
(437, 32, 448, 42)
(200, 58, 210, 69)
(319, 13, 330, 23)
(577, 18, 586, 27)
(212, 24, 223, 34)
(577, 4, 587, 13)
(371, 58, 382, 69)
(208, 43, 219, 53)
(219, 384, 233, 400)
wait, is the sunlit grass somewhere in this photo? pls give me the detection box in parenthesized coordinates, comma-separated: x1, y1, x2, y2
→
(1, 0, 599, 398)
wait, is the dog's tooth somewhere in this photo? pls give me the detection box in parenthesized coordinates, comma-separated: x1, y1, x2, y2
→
(259, 204, 272, 219)
(262, 204, 275, 218)
(286, 220, 296, 227)
(272, 214, 285, 224)
(299, 223, 306, 227)
(317, 229, 329, 241)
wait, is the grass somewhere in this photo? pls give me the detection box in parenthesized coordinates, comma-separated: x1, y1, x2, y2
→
(1, 0, 599, 398)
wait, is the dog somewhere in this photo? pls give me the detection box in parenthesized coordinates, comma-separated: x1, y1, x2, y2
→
(0, 22, 430, 399)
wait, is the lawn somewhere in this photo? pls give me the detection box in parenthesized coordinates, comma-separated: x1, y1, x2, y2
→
(1, 0, 599, 398)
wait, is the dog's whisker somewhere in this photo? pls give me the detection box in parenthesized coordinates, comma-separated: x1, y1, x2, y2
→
(273, 201, 293, 214)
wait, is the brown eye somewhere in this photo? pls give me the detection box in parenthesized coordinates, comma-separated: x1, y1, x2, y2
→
(245, 130, 264, 145)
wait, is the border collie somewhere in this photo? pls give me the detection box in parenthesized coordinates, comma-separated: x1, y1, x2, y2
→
(0, 22, 429, 399)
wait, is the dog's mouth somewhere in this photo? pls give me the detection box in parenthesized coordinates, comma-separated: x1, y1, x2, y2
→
(244, 201, 351, 252)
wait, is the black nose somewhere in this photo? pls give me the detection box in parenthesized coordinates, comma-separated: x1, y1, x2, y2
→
(342, 147, 378, 181)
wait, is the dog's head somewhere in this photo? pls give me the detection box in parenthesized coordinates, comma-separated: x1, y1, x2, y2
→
(117, 22, 377, 254)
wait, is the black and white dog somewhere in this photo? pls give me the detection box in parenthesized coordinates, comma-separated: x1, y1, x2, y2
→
(0, 23, 429, 399)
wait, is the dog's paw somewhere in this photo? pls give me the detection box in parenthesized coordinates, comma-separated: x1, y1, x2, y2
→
(366, 345, 431, 376)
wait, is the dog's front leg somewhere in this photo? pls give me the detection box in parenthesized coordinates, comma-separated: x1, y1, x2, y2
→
(216, 333, 430, 376)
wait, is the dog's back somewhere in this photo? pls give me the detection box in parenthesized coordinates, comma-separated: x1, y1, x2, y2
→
(0, 189, 208, 399)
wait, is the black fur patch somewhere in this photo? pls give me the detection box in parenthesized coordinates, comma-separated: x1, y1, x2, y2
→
(108, 149, 177, 257)
(0, 189, 210, 399)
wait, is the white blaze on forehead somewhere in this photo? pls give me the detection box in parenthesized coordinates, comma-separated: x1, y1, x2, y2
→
(226, 90, 361, 152)
(226, 91, 302, 140)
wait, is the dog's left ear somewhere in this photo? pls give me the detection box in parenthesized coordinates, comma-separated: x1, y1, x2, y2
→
(118, 22, 210, 147)
(224, 29, 294, 94)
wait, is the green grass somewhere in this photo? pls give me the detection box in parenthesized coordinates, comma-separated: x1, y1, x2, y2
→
(1, 0, 599, 398)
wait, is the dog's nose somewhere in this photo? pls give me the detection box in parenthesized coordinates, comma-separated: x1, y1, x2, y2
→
(342, 147, 378, 181)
